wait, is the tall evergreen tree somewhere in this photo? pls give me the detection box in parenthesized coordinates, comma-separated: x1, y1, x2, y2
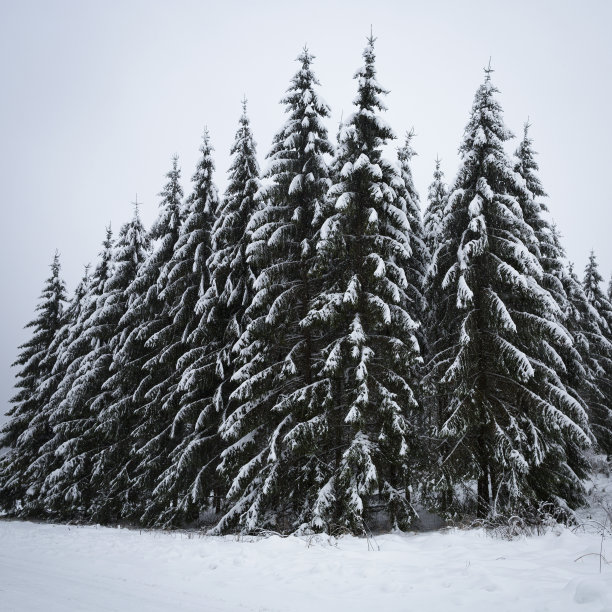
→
(87, 205, 150, 521)
(582, 251, 612, 453)
(0, 252, 67, 513)
(423, 157, 448, 257)
(40, 228, 115, 517)
(396, 130, 428, 351)
(148, 130, 221, 526)
(428, 67, 590, 518)
(213, 48, 334, 533)
(279, 37, 422, 533)
(119, 157, 187, 523)
(173, 100, 261, 529)
(513, 125, 596, 493)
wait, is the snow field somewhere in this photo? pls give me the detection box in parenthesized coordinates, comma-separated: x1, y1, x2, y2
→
(0, 520, 610, 611)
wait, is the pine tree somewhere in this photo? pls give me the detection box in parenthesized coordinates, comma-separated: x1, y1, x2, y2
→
(582, 251, 612, 453)
(0, 252, 67, 514)
(172, 100, 261, 529)
(421, 157, 450, 498)
(513, 126, 597, 494)
(147, 130, 221, 526)
(86, 205, 150, 521)
(119, 157, 186, 523)
(396, 130, 428, 351)
(428, 66, 590, 518)
(287, 37, 421, 533)
(40, 228, 115, 517)
(423, 157, 448, 257)
(213, 48, 334, 533)
(31, 265, 92, 510)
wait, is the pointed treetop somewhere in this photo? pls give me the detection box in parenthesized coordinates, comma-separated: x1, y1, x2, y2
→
(368, 24, 376, 46)
(241, 95, 248, 114)
(298, 44, 314, 65)
(399, 129, 418, 162)
(484, 57, 494, 81)
(52, 249, 61, 271)
(132, 193, 141, 216)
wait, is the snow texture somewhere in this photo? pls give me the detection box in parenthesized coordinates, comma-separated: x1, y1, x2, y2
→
(0, 519, 610, 611)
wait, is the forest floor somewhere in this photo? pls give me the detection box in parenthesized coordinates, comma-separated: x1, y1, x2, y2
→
(0, 466, 610, 611)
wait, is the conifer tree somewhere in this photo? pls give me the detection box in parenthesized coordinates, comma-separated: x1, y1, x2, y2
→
(428, 67, 590, 518)
(423, 157, 448, 257)
(40, 228, 115, 517)
(284, 37, 422, 533)
(148, 131, 221, 526)
(582, 251, 612, 453)
(30, 265, 92, 510)
(86, 205, 150, 521)
(213, 48, 334, 533)
(421, 159, 450, 491)
(0, 252, 67, 513)
(118, 157, 186, 522)
(172, 101, 260, 529)
(512, 125, 597, 486)
(396, 130, 428, 350)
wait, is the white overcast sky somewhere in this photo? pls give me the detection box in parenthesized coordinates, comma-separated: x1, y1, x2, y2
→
(1, 0, 611, 424)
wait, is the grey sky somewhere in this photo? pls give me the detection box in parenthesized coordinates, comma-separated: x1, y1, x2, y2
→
(1, 0, 611, 425)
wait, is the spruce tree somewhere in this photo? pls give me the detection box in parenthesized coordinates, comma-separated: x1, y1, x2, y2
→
(0, 252, 67, 514)
(293, 37, 421, 533)
(119, 157, 186, 523)
(148, 130, 221, 526)
(512, 125, 596, 488)
(428, 67, 590, 518)
(582, 251, 612, 453)
(423, 157, 448, 257)
(173, 100, 260, 529)
(396, 130, 428, 351)
(55, 210, 150, 522)
(40, 228, 115, 517)
(213, 48, 334, 533)
(88, 205, 150, 521)
(31, 265, 92, 511)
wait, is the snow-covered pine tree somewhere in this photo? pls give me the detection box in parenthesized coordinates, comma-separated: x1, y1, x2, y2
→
(582, 251, 612, 453)
(172, 100, 261, 529)
(423, 157, 448, 258)
(146, 130, 221, 527)
(85, 205, 150, 522)
(213, 48, 334, 533)
(512, 124, 596, 489)
(396, 130, 428, 352)
(291, 37, 422, 533)
(0, 252, 67, 514)
(421, 158, 450, 499)
(118, 157, 187, 523)
(428, 66, 590, 518)
(49, 206, 150, 522)
(40, 228, 115, 518)
(31, 265, 92, 510)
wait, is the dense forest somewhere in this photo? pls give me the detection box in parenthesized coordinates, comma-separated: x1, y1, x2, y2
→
(2, 38, 611, 535)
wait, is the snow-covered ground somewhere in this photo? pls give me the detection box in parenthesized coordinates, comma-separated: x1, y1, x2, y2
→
(0, 519, 610, 611)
